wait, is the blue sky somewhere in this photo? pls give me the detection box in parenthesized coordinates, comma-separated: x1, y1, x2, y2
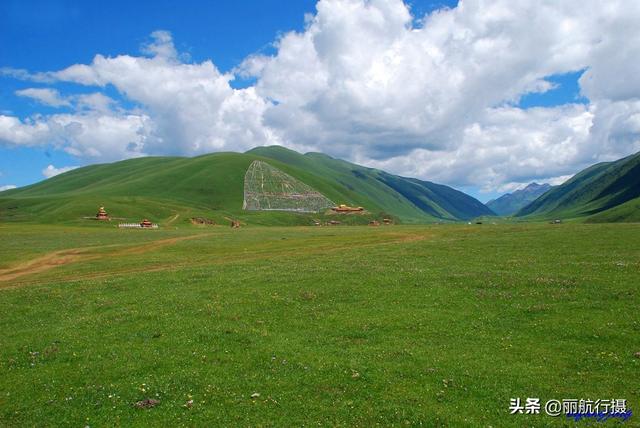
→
(1, 0, 637, 202)
(517, 70, 587, 109)
(1, 0, 317, 187)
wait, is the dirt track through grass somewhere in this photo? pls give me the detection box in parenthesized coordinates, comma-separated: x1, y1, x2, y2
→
(0, 249, 93, 282)
(0, 228, 430, 287)
(0, 233, 217, 283)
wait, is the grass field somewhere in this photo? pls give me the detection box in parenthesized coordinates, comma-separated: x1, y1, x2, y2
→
(0, 222, 639, 426)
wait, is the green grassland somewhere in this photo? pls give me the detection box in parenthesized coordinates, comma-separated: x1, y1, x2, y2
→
(1, 222, 639, 426)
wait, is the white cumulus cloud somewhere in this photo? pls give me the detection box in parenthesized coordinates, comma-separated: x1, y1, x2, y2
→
(0, 112, 151, 161)
(42, 164, 79, 178)
(48, 31, 279, 156)
(250, 0, 640, 188)
(15, 88, 71, 107)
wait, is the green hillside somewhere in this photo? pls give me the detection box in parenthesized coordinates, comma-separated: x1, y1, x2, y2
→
(248, 146, 493, 221)
(0, 146, 491, 225)
(585, 196, 640, 223)
(516, 152, 640, 220)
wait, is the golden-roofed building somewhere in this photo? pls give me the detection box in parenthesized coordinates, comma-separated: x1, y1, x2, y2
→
(331, 204, 364, 213)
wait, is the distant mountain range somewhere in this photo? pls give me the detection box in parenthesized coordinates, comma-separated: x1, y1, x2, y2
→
(0, 146, 493, 225)
(487, 183, 553, 216)
(516, 151, 640, 222)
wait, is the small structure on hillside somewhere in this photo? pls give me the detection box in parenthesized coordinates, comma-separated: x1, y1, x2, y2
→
(85, 206, 125, 222)
(369, 220, 380, 226)
(383, 218, 392, 225)
(332, 204, 364, 213)
(327, 220, 341, 225)
(96, 206, 110, 221)
(118, 221, 158, 229)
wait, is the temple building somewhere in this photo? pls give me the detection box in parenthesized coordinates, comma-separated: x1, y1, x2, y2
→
(332, 204, 364, 213)
(140, 219, 153, 228)
(96, 206, 109, 220)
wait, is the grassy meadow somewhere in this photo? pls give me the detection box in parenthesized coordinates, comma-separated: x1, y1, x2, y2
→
(0, 222, 639, 426)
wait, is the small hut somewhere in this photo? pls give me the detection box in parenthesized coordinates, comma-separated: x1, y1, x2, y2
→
(140, 219, 153, 228)
(96, 206, 110, 220)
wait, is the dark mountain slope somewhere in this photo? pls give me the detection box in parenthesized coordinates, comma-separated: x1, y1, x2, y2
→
(517, 152, 640, 220)
(487, 183, 552, 216)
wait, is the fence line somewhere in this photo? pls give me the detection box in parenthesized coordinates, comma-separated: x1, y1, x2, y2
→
(118, 223, 158, 229)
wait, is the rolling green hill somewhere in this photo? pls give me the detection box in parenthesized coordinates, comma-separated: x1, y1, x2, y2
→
(584, 196, 640, 223)
(0, 146, 492, 225)
(516, 151, 640, 220)
(248, 146, 493, 222)
(487, 183, 552, 216)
